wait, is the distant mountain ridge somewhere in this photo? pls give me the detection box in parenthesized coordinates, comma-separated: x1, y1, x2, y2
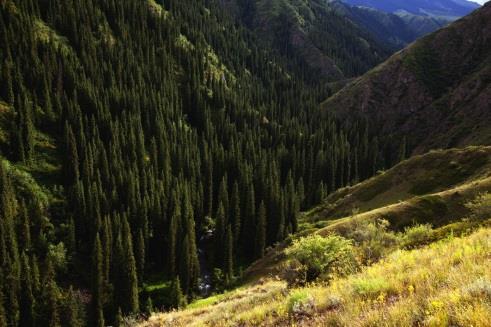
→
(330, 1, 450, 48)
(342, 0, 480, 19)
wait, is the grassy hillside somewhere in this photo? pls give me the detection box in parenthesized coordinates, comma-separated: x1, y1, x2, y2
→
(142, 208, 491, 326)
(244, 146, 491, 281)
(308, 146, 491, 222)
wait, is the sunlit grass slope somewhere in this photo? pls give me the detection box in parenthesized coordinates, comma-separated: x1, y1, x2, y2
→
(142, 227, 491, 326)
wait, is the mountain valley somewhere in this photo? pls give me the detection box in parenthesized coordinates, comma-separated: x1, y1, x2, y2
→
(0, 0, 490, 326)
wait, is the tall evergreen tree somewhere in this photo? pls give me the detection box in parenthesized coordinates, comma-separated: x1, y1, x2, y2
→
(136, 229, 145, 284)
(91, 234, 104, 327)
(122, 216, 139, 314)
(224, 224, 234, 282)
(170, 277, 187, 309)
(0, 286, 6, 327)
(43, 258, 60, 327)
(19, 253, 35, 327)
(0, 268, 7, 327)
(255, 201, 267, 259)
(231, 182, 241, 246)
(214, 202, 226, 266)
(66, 286, 83, 327)
(64, 123, 79, 186)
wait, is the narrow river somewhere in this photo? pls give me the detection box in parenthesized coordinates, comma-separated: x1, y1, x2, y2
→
(198, 229, 213, 296)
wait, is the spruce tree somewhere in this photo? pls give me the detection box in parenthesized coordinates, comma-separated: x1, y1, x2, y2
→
(19, 253, 35, 327)
(21, 96, 34, 162)
(136, 229, 145, 284)
(167, 195, 180, 276)
(0, 268, 6, 327)
(19, 201, 31, 251)
(182, 194, 200, 293)
(114, 307, 123, 327)
(231, 182, 241, 246)
(91, 234, 104, 327)
(122, 216, 139, 314)
(0, 287, 6, 327)
(255, 201, 267, 259)
(66, 286, 83, 327)
(214, 202, 226, 266)
(178, 234, 191, 295)
(43, 258, 60, 327)
(170, 277, 187, 309)
(144, 297, 154, 316)
(64, 123, 79, 186)
(224, 224, 234, 282)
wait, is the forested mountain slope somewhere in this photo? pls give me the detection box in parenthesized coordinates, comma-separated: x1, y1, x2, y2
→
(0, 0, 402, 325)
(221, 0, 393, 81)
(223, 0, 459, 84)
(322, 2, 491, 155)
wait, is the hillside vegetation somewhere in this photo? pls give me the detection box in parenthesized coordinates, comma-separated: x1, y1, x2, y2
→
(143, 228, 491, 326)
(243, 146, 491, 281)
(141, 170, 491, 327)
(308, 146, 491, 222)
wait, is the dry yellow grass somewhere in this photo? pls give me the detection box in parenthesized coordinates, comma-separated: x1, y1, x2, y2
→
(142, 280, 287, 327)
(142, 227, 491, 326)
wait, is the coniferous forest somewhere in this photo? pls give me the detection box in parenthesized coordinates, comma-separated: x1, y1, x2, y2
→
(0, 0, 433, 325)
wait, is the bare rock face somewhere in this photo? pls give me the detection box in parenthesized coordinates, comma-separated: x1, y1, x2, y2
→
(322, 3, 491, 154)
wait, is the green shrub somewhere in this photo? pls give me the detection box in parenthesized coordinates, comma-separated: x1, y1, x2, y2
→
(325, 294, 343, 310)
(47, 242, 68, 272)
(344, 219, 399, 264)
(465, 193, 491, 220)
(285, 234, 357, 283)
(401, 224, 433, 248)
(287, 290, 315, 316)
(281, 259, 308, 287)
(352, 276, 393, 299)
(462, 278, 491, 301)
(212, 268, 225, 292)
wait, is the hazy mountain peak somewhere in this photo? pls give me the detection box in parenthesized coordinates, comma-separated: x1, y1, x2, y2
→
(342, 0, 480, 19)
